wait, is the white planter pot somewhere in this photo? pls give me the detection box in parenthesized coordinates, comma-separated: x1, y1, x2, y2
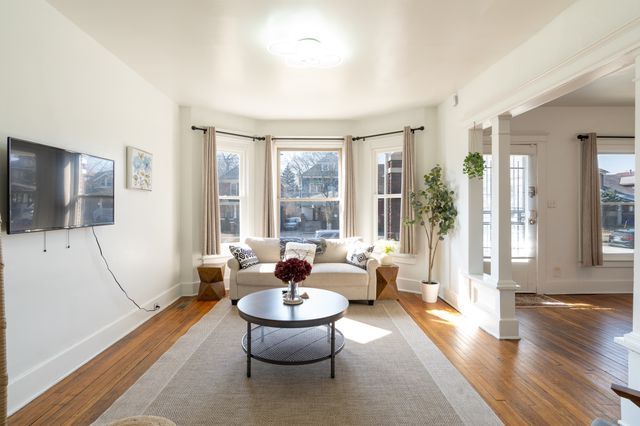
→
(420, 281, 440, 303)
(380, 254, 394, 266)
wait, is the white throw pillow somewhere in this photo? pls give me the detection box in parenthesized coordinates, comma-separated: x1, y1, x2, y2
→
(284, 242, 316, 265)
(346, 242, 374, 269)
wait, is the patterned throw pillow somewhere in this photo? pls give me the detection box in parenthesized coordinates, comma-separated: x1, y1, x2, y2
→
(229, 245, 259, 270)
(279, 237, 303, 258)
(284, 242, 317, 265)
(346, 242, 374, 269)
(303, 238, 327, 255)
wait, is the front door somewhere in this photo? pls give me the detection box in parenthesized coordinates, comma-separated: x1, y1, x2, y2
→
(483, 145, 538, 293)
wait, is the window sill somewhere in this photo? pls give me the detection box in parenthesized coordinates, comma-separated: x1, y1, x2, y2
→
(201, 254, 232, 264)
(599, 259, 633, 268)
(391, 254, 417, 265)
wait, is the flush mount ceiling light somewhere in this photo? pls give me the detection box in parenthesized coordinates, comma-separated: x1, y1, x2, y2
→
(268, 37, 342, 68)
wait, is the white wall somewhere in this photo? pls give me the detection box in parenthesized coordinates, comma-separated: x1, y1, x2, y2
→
(511, 106, 635, 294)
(181, 106, 437, 294)
(0, 0, 180, 414)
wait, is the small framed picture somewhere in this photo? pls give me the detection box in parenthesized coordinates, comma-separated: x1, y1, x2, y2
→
(127, 147, 153, 191)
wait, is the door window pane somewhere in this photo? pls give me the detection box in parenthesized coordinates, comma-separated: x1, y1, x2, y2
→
(483, 154, 532, 258)
(599, 154, 634, 254)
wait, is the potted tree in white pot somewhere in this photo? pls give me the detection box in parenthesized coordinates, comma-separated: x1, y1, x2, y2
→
(405, 165, 457, 303)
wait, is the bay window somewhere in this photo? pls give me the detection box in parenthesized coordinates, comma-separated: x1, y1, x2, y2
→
(278, 150, 341, 238)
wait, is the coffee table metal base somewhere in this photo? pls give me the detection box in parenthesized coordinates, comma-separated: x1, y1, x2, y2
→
(242, 323, 345, 378)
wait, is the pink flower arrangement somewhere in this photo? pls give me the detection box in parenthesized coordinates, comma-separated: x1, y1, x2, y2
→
(274, 258, 312, 283)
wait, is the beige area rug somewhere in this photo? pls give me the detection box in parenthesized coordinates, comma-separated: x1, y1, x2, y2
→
(94, 300, 501, 425)
(516, 294, 570, 308)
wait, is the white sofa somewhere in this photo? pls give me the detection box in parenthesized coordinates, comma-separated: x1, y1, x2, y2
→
(228, 237, 379, 304)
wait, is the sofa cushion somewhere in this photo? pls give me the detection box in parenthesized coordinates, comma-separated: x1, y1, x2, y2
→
(303, 238, 327, 255)
(315, 238, 352, 263)
(236, 263, 283, 287)
(279, 237, 303, 258)
(235, 262, 368, 288)
(305, 263, 368, 288)
(346, 242, 374, 269)
(245, 237, 280, 263)
(284, 242, 316, 265)
(229, 245, 259, 270)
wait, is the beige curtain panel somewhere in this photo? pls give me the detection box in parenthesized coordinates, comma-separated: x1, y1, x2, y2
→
(399, 126, 417, 254)
(202, 127, 221, 256)
(343, 135, 357, 238)
(262, 135, 276, 238)
(580, 132, 603, 266)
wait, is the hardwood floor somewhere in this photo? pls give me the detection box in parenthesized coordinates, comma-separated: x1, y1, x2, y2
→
(398, 292, 632, 425)
(9, 293, 631, 425)
(8, 297, 217, 426)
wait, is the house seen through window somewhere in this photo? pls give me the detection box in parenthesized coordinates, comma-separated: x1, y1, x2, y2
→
(217, 151, 241, 243)
(376, 151, 402, 241)
(598, 153, 635, 255)
(279, 150, 340, 238)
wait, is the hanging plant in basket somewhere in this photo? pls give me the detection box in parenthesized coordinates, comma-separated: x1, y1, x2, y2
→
(463, 152, 485, 179)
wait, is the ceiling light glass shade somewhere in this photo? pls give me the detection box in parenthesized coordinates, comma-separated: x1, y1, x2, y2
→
(268, 37, 342, 68)
(267, 40, 296, 56)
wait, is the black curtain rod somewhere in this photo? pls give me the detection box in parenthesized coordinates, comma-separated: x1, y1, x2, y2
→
(272, 136, 344, 141)
(353, 126, 425, 141)
(191, 125, 425, 142)
(191, 126, 265, 141)
(577, 134, 634, 140)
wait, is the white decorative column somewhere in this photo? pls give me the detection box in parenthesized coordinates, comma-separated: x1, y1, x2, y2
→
(616, 55, 640, 426)
(490, 114, 519, 339)
(467, 127, 484, 276)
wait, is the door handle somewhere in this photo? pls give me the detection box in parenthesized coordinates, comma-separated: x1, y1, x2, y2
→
(528, 209, 537, 225)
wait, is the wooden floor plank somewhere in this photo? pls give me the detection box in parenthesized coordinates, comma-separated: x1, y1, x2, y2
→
(9, 297, 216, 426)
(397, 292, 631, 425)
(9, 293, 631, 425)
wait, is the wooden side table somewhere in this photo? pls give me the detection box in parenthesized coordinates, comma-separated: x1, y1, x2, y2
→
(197, 263, 226, 301)
(376, 264, 399, 300)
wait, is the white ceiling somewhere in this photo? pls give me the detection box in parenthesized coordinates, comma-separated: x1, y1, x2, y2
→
(546, 67, 635, 107)
(48, 0, 576, 119)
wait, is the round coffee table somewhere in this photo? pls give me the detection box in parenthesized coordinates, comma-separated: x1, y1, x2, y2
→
(237, 288, 349, 378)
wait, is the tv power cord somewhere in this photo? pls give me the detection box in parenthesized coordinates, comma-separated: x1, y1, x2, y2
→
(92, 227, 160, 313)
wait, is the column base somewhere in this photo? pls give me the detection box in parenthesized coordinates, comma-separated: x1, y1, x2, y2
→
(459, 273, 520, 340)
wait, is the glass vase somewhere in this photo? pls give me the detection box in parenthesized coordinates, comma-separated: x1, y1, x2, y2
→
(284, 280, 303, 304)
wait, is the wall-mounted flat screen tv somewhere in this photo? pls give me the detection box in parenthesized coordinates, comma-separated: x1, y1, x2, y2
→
(7, 137, 115, 234)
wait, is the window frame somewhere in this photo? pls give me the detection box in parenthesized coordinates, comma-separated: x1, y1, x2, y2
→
(217, 149, 243, 244)
(374, 150, 403, 241)
(372, 145, 403, 242)
(276, 147, 342, 238)
(596, 140, 635, 263)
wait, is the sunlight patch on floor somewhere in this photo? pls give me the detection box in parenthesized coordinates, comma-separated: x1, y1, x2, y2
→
(425, 309, 479, 332)
(336, 318, 391, 344)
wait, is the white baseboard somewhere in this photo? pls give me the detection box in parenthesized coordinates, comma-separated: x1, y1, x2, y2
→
(542, 279, 633, 294)
(8, 283, 183, 415)
(181, 280, 230, 297)
(181, 281, 199, 296)
(396, 277, 421, 294)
